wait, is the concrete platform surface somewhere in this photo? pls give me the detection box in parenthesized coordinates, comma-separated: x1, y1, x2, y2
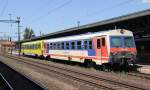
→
(137, 64, 150, 74)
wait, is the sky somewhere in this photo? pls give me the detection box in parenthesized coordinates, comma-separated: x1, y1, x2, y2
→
(0, 0, 150, 41)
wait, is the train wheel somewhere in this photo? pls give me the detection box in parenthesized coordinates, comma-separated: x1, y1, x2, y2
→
(84, 59, 95, 68)
(40, 55, 44, 59)
(102, 63, 112, 72)
(46, 55, 50, 60)
(35, 54, 38, 58)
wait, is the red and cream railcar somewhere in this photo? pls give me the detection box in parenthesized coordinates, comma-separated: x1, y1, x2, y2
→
(43, 29, 137, 66)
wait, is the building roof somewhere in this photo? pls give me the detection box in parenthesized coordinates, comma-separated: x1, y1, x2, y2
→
(21, 9, 150, 42)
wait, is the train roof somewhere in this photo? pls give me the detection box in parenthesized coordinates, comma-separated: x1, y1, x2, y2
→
(44, 29, 133, 42)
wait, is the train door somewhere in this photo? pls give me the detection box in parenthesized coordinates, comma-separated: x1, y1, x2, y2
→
(93, 37, 102, 58)
(44, 42, 49, 54)
(93, 36, 108, 63)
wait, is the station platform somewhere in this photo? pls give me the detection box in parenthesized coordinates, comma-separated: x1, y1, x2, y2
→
(137, 64, 150, 74)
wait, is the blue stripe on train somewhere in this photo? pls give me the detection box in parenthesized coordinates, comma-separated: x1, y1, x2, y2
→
(88, 49, 95, 56)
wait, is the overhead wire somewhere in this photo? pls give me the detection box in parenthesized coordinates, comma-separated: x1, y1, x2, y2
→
(76, 0, 136, 21)
(29, 0, 72, 24)
(1, 0, 8, 16)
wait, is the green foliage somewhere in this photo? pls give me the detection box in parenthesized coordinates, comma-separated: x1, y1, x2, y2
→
(23, 27, 35, 40)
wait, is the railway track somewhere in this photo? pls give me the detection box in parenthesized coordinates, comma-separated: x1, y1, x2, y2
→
(3, 54, 149, 90)
(0, 73, 13, 90)
(128, 72, 150, 80)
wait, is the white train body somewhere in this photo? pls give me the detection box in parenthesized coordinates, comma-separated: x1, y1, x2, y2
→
(43, 29, 137, 66)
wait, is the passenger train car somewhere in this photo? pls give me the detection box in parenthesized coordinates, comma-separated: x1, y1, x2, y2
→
(21, 29, 137, 67)
(21, 40, 44, 57)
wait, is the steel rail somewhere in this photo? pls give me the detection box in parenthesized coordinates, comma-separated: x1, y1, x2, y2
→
(0, 73, 14, 90)
(5, 54, 147, 90)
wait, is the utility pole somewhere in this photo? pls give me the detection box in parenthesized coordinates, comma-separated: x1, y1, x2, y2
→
(17, 17, 21, 56)
(0, 16, 21, 56)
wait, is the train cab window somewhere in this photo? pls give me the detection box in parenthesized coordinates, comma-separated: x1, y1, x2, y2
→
(102, 38, 105, 47)
(84, 41, 87, 49)
(77, 41, 81, 49)
(97, 39, 101, 49)
(71, 42, 75, 49)
(66, 42, 69, 49)
(89, 40, 93, 49)
(61, 43, 64, 49)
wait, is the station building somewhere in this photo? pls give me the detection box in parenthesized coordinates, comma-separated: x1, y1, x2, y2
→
(0, 40, 15, 53)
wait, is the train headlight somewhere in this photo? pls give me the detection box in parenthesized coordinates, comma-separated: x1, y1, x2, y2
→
(120, 29, 125, 34)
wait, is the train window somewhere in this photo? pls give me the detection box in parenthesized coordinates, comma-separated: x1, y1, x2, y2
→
(124, 37, 134, 47)
(53, 43, 56, 49)
(29, 45, 31, 49)
(45, 43, 50, 49)
(33, 44, 34, 49)
(102, 38, 105, 47)
(35, 44, 37, 49)
(31, 45, 32, 49)
(77, 41, 81, 49)
(97, 39, 101, 49)
(33, 44, 35, 49)
(57, 43, 60, 49)
(50, 43, 52, 49)
(30, 45, 32, 49)
(84, 41, 87, 49)
(71, 42, 75, 49)
(66, 42, 69, 49)
(61, 43, 64, 49)
(111, 37, 122, 47)
(28, 45, 29, 49)
(26, 45, 28, 49)
(38, 44, 41, 49)
(89, 40, 93, 49)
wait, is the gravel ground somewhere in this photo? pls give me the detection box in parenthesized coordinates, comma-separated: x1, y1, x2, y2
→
(0, 56, 78, 90)
(1, 55, 150, 90)
(0, 55, 105, 90)
(137, 64, 150, 74)
(20, 55, 150, 88)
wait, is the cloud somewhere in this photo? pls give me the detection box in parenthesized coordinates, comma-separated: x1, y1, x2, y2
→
(142, 0, 150, 3)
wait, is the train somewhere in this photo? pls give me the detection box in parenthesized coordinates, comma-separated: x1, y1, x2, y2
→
(21, 29, 137, 69)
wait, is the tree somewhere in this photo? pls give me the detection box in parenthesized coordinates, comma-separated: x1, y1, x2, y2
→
(23, 27, 35, 40)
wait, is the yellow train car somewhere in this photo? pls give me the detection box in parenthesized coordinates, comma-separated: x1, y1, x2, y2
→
(21, 40, 44, 57)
